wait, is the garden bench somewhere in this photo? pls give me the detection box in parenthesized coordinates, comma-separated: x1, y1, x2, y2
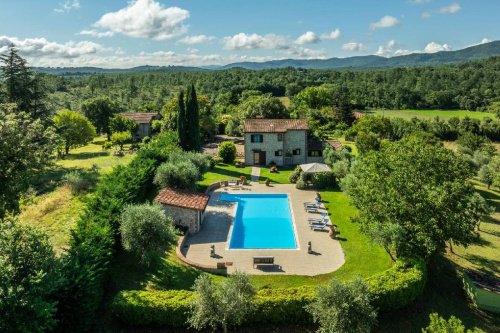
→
(253, 256, 275, 268)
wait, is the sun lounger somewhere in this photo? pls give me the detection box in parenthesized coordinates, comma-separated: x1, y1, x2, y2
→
(308, 218, 330, 224)
(311, 223, 329, 231)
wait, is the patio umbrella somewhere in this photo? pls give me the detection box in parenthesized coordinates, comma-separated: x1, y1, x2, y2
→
(299, 163, 332, 174)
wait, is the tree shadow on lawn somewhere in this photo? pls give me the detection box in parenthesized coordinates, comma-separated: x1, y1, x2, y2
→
(475, 187, 500, 213)
(63, 151, 109, 160)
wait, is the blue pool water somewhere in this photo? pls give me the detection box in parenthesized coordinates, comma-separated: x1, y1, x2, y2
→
(220, 193, 297, 249)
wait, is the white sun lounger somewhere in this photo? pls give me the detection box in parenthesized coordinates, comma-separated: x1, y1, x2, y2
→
(311, 223, 329, 231)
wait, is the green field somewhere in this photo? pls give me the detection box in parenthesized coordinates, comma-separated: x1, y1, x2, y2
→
(259, 165, 295, 184)
(370, 109, 496, 120)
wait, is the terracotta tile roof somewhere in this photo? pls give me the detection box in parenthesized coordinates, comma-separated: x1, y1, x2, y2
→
(121, 112, 159, 124)
(243, 119, 309, 133)
(155, 187, 209, 211)
(327, 140, 343, 151)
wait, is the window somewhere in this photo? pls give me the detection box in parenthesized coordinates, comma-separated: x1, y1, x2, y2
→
(308, 150, 322, 157)
(277, 133, 283, 141)
(250, 134, 263, 143)
(275, 150, 283, 156)
(293, 148, 301, 155)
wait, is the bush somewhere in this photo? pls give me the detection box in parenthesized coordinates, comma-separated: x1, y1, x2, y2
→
(288, 165, 302, 183)
(368, 257, 427, 311)
(312, 171, 336, 189)
(111, 131, 132, 151)
(102, 141, 113, 150)
(218, 141, 237, 164)
(154, 160, 200, 190)
(62, 168, 99, 194)
(172, 151, 213, 174)
(142, 136, 151, 144)
(112, 286, 315, 328)
(296, 174, 307, 189)
(120, 203, 176, 265)
(422, 313, 484, 333)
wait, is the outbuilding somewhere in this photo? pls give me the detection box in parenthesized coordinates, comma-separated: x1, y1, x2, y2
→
(154, 187, 209, 234)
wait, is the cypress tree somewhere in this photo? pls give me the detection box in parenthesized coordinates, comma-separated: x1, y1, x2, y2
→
(176, 91, 187, 150)
(185, 84, 200, 151)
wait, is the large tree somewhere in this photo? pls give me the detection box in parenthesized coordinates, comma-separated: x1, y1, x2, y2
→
(0, 47, 49, 120)
(176, 91, 188, 150)
(81, 96, 120, 140)
(0, 217, 59, 333)
(109, 114, 138, 135)
(343, 135, 489, 260)
(185, 84, 201, 151)
(239, 93, 289, 119)
(53, 109, 96, 155)
(0, 104, 57, 217)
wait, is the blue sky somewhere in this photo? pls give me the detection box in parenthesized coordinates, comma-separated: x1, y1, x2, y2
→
(0, 0, 498, 68)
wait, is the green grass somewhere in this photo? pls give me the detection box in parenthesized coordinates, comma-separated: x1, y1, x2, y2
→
(56, 137, 135, 172)
(337, 136, 359, 156)
(370, 109, 496, 120)
(197, 163, 253, 191)
(259, 166, 295, 184)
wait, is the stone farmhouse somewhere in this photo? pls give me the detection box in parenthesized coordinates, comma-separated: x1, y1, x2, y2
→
(120, 112, 160, 139)
(243, 119, 325, 166)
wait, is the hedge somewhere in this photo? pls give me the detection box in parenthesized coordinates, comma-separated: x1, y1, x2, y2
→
(112, 287, 315, 327)
(111, 258, 427, 328)
(368, 257, 427, 311)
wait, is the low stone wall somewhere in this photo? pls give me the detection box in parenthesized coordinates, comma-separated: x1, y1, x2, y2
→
(175, 235, 227, 275)
(205, 181, 221, 194)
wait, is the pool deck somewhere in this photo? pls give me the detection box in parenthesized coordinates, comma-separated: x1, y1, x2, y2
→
(181, 183, 345, 275)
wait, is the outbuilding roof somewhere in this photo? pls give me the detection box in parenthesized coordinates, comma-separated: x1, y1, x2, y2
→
(121, 112, 159, 124)
(243, 119, 308, 133)
(155, 188, 209, 211)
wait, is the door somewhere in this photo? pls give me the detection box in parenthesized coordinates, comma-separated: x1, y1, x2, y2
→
(253, 151, 266, 165)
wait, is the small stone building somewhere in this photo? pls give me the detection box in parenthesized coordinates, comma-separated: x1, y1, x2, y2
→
(155, 187, 209, 234)
(120, 112, 160, 139)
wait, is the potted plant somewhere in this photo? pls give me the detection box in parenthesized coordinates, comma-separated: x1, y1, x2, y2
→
(265, 178, 271, 186)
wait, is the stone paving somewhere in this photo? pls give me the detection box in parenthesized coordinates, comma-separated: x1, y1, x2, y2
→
(181, 183, 345, 275)
(250, 166, 261, 183)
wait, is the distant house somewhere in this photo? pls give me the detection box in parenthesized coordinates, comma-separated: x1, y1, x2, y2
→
(242, 119, 325, 166)
(155, 187, 209, 234)
(120, 112, 160, 139)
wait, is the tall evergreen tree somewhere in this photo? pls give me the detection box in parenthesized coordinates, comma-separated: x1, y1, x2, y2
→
(177, 91, 187, 150)
(185, 84, 200, 151)
(0, 46, 49, 120)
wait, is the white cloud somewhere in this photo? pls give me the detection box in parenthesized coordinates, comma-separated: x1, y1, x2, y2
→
(375, 40, 397, 56)
(0, 35, 103, 59)
(369, 16, 400, 30)
(409, 0, 431, 4)
(79, 30, 115, 38)
(223, 33, 289, 50)
(85, 0, 190, 41)
(295, 31, 319, 45)
(422, 3, 461, 18)
(424, 41, 451, 53)
(480, 38, 491, 44)
(54, 0, 80, 13)
(438, 3, 461, 14)
(286, 47, 327, 59)
(178, 35, 215, 45)
(341, 42, 364, 52)
(320, 29, 341, 40)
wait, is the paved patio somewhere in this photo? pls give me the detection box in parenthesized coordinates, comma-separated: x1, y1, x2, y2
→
(181, 183, 345, 275)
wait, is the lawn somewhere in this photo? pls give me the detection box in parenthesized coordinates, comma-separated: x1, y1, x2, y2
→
(20, 138, 136, 251)
(370, 109, 496, 120)
(196, 163, 253, 191)
(259, 165, 295, 184)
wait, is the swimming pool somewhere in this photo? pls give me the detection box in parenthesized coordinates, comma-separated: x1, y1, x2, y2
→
(220, 193, 297, 249)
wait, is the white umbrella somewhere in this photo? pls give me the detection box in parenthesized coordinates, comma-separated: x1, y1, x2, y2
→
(300, 163, 332, 174)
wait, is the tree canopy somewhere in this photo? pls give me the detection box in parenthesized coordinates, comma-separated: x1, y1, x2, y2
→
(81, 96, 120, 140)
(53, 109, 96, 154)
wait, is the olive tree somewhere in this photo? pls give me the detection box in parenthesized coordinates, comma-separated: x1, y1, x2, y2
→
(53, 109, 96, 155)
(306, 277, 377, 333)
(154, 160, 200, 190)
(120, 203, 176, 265)
(188, 272, 255, 333)
(218, 141, 237, 163)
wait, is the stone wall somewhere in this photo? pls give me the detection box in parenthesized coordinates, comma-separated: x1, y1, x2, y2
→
(284, 130, 307, 165)
(160, 204, 201, 234)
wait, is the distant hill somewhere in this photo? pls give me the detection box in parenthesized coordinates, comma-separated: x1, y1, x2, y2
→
(33, 40, 500, 75)
(34, 65, 205, 76)
(220, 40, 500, 70)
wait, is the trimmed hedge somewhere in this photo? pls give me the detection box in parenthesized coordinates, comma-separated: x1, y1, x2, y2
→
(368, 257, 427, 311)
(112, 287, 315, 327)
(111, 258, 427, 328)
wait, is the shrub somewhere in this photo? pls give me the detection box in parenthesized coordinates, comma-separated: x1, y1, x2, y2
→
(368, 257, 427, 311)
(288, 165, 302, 183)
(120, 203, 176, 265)
(422, 313, 484, 333)
(296, 174, 307, 189)
(218, 141, 237, 163)
(111, 131, 132, 151)
(312, 171, 336, 189)
(62, 170, 88, 193)
(154, 160, 200, 190)
(102, 141, 113, 150)
(306, 278, 377, 333)
(112, 286, 315, 328)
(142, 136, 151, 144)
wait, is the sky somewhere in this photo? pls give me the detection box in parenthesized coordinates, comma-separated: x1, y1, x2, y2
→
(0, 0, 498, 68)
